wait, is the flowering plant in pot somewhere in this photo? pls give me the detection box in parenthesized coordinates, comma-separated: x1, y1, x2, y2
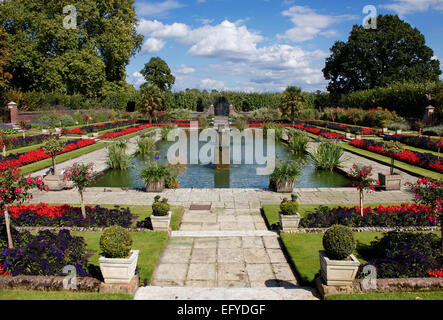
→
(379, 140, 403, 190)
(319, 225, 360, 286)
(150, 196, 172, 232)
(348, 164, 378, 216)
(279, 194, 301, 231)
(135, 158, 171, 192)
(99, 225, 139, 284)
(269, 160, 303, 193)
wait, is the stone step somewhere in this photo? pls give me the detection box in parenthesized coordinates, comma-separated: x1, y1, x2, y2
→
(171, 230, 279, 238)
(134, 286, 319, 300)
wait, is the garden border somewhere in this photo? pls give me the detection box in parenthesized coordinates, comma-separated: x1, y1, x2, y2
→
(279, 226, 440, 234)
(15, 226, 156, 233)
(0, 275, 101, 292)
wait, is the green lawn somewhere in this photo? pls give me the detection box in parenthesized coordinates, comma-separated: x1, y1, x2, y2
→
(262, 203, 408, 230)
(71, 230, 168, 285)
(326, 291, 443, 300)
(19, 142, 106, 174)
(0, 290, 132, 300)
(342, 143, 443, 180)
(281, 232, 382, 286)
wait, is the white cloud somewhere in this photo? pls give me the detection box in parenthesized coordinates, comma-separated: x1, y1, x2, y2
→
(279, 6, 357, 42)
(141, 38, 166, 53)
(200, 78, 225, 90)
(131, 72, 145, 87)
(174, 64, 196, 74)
(136, 0, 184, 17)
(137, 18, 330, 91)
(381, 0, 443, 16)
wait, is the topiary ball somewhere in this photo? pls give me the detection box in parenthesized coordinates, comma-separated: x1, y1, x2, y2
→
(280, 197, 299, 215)
(322, 225, 355, 260)
(152, 198, 170, 216)
(99, 225, 133, 258)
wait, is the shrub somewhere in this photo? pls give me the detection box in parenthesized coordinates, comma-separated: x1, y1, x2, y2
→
(152, 196, 170, 216)
(137, 160, 171, 183)
(288, 130, 310, 154)
(60, 114, 75, 127)
(137, 136, 156, 156)
(388, 121, 410, 131)
(423, 125, 443, 137)
(322, 225, 355, 260)
(280, 194, 299, 215)
(358, 231, 442, 279)
(308, 142, 344, 171)
(99, 225, 133, 259)
(107, 142, 132, 170)
(270, 160, 304, 184)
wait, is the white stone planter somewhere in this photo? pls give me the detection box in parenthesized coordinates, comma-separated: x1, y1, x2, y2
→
(355, 134, 362, 140)
(395, 129, 402, 135)
(382, 128, 388, 134)
(93, 132, 99, 138)
(44, 174, 66, 191)
(270, 180, 294, 193)
(378, 173, 401, 191)
(345, 133, 352, 139)
(319, 250, 360, 286)
(55, 128, 61, 133)
(279, 213, 301, 231)
(42, 129, 49, 134)
(151, 211, 172, 232)
(99, 250, 139, 284)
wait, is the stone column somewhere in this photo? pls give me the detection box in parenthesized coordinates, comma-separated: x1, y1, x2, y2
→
(7, 101, 18, 124)
(214, 124, 231, 169)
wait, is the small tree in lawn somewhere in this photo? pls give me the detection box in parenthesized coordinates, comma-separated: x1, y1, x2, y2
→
(348, 164, 378, 216)
(0, 163, 45, 248)
(383, 140, 403, 175)
(42, 136, 65, 175)
(408, 178, 443, 250)
(437, 139, 442, 161)
(62, 163, 103, 219)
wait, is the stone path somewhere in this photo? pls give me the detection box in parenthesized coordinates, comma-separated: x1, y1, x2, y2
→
(135, 207, 319, 300)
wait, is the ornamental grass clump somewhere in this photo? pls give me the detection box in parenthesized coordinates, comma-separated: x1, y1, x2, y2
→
(99, 225, 133, 259)
(280, 194, 299, 215)
(323, 225, 356, 260)
(138, 160, 171, 183)
(152, 195, 170, 217)
(308, 142, 344, 171)
(137, 135, 157, 156)
(288, 130, 309, 154)
(107, 142, 132, 170)
(270, 160, 304, 184)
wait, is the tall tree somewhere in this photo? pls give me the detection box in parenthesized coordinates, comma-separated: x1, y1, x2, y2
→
(141, 57, 175, 91)
(279, 86, 305, 123)
(323, 15, 441, 94)
(0, 0, 143, 96)
(137, 84, 164, 123)
(0, 27, 12, 102)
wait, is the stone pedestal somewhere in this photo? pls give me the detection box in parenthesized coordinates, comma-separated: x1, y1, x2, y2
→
(378, 173, 401, 190)
(151, 211, 172, 232)
(279, 213, 301, 232)
(8, 102, 18, 124)
(145, 180, 165, 193)
(100, 275, 140, 295)
(44, 174, 66, 191)
(319, 251, 360, 286)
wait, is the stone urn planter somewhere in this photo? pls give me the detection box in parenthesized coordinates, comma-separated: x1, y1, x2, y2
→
(355, 134, 362, 140)
(395, 129, 402, 135)
(279, 213, 301, 232)
(151, 211, 172, 232)
(42, 129, 49, 134)
(93, 132, 99, 138)
(270, 180, 294, 193)
(319, 250, 360, 286)
(145, 179, 165, 193)
(345, 133, 352, 139)
(382, 128, 388, 134)
(55, 128, 61, 134)
(44, 173, 66, 191)
(99, 250, 139, 284)
(378, 173, 401, 191)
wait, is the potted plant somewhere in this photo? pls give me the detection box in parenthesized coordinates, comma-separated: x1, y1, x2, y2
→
(269, 160, 303, 193)
(99, 225, 139, 284)
(279, 194, 301, 231)
(378, 140, 403, 190)
(43, 136, 66, 191)
(348, 164, 378, 216)
(150, 195, 172, 232)
(319, 225, 360, 286)
(137, 159, 170, 192)
(345, 128, 351, 140)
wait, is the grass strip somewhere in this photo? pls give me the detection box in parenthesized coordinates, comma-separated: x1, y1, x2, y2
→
(19, 142, 106, 175)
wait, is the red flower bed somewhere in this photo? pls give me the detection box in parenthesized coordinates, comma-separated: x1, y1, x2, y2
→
(428, 267, 443, 278)
(98, 124, 151, 139)
(349, 139, 443, 173)
(0, 139, 96, 168)
(7, 203, 73, 219)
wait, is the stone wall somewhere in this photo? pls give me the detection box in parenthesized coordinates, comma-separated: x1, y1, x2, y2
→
(0, 275, 101, 292)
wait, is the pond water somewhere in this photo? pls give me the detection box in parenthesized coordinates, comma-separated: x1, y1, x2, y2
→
(95, 137, 351, 189)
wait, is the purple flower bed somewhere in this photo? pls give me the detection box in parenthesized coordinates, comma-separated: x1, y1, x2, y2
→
(357, 231, 442, 279)
(7, 134, 49, 149)
(69, 120, 134, 134)
(4, 205, 133, 228)
(304, 120, 375, 135)
(299, 205, 438, 228)
(0, 227, 90, 277)
(384, 134, 440, 152)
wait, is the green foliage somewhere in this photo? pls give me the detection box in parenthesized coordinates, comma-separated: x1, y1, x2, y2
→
(161, 125, 174, 140)
(263, 122, 283, 140)
(288, 130, 310, 154)
(388, 121, 410, 131)
(99, 225, 133, 259)
(137, 161, 171, 183)
(60, 114, 75, 127)
(233, 116, 248, 130)
(279, 86, 305, 122)
(308, 142, 344, 171)
(107, 143, 132, 171)
(322, 225, 356, 260)
(323, 15, 441, 94)
(152, 196, 170, 217)
(0, 0, 143, 96)
(42, 136, 65, 172)
(280, 195, 299, 216)
(383, 140, 403, 174)
(140, 57, 175, 91)
(0, 27, 12, 103)
(137, 136, 156, 156)
(270, 160, 304, 183)
(137, 84, 164, 122)
(62, 163, 101, 193)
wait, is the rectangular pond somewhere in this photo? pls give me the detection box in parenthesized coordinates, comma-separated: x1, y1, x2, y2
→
(94, 137, 351, 189)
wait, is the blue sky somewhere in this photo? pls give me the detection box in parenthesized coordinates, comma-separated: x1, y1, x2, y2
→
(126, 0, 443, 93)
